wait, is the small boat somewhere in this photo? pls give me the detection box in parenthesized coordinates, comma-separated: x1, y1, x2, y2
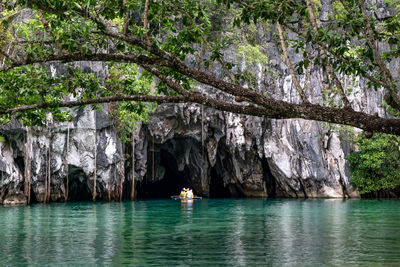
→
(170, 196, 202, 200)
(172, 188, 201, 200)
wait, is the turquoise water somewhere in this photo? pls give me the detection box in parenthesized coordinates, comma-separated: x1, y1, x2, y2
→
(0, 199, 399, 266)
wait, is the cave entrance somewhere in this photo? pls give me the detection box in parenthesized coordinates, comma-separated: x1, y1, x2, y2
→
(67, 165, 92, 202)
(29, 186, 38, 204)
(208, 141, 245, 198)
(137, 148, 193, 198)
(136, 137, 251, 199)
(209, 167, 231, 198)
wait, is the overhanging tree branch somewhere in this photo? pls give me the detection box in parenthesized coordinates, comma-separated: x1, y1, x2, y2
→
(0, 52, 171, 72)
(2, 91, 400, 135)
(3, 1, 400, 137)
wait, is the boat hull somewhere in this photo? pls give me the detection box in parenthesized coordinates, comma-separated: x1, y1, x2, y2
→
(170, 196, 202, 200)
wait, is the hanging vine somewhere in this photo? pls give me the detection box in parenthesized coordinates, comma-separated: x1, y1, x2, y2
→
(130, 126, 136, 200)
(201, 104, 204, 160)
(119, 142, 125, 201)
(24, 127, 32, 203)
(47, 135, 51, 202)
(93, 114, 97, 202)
(152, 135, 155, 181)
(64, 125, 70, 201)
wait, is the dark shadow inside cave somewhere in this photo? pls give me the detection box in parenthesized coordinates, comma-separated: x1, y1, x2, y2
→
(68, 165, 92, 202)
(136, 137, 252, 199)
(262, 157, 277, 198)
(209, 140, 244, 198)
(29, 186, 38, 203)
(15, 156, 25, 174)
(137, 147, 193, 198)
(209, 166, 231, 198)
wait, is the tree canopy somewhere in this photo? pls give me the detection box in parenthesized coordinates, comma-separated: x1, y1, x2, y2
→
(1, 0, 400, 135)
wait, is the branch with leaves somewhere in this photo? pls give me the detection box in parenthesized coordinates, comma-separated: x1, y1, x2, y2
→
(1, 0, 400, 136)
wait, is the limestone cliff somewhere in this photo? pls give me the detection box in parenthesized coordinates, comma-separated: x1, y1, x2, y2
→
(3, 0, 397, 203)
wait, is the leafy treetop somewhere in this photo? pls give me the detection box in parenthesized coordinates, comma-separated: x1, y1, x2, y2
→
(0, 0, 400, 136)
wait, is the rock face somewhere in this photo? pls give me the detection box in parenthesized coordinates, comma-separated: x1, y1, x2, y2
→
(0, 106, 124, 204)
(5, 0, 398, 203)
(0, 76, 366, 203)
(136, 102, 359, 199)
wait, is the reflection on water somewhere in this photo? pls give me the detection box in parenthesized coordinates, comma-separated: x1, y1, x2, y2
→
(0, 199, 399, 266)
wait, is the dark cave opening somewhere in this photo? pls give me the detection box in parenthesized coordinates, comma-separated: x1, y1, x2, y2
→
(15, 156, 24, 174)
(261, 157, 277, 198)
(209, 166, 231, 198)
(136, 137, 254, 199)
(137, 148, 193, 198)
(29, 186, 38, 203)
(68, 165, 92, 202)
(209, 140, 244, 198)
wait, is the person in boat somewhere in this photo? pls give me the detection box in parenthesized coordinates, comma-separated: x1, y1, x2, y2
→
(186, 189, 194, 198)
(180, 188, 186, 198)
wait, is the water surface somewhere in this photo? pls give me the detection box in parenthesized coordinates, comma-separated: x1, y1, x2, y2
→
(0, 199, 399, 266)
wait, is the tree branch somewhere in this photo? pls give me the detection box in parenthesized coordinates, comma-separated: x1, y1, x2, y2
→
(306, 0, 351, 109)
(0, 48, 17, 64)
(358, 0, 400, 108)
(79, 11, 277, 109)
(121, 0, 130, 35)
(38, 10, 65, 54)
(0, 95, 185, 114)
(277, 21, 309, 103)
(359, 0, 394, 82)
(340, 0, 400, 109)
(2, 91, 400, 136)
(140, 64, 189, 96)
(6, 1, 400, 137)
(143, 0, 151, 45)
(0, 52, 171, 72)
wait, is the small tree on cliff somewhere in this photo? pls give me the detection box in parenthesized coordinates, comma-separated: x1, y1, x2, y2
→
(1, 0, 400, 136)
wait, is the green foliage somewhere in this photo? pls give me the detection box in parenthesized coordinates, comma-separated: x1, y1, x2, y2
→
(0, 0, 211, 126)
(106, 63, 156, 142)
(237, 44, 268, 66)
(346, 134, 400, 194)
(0, 0, 400, 136)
